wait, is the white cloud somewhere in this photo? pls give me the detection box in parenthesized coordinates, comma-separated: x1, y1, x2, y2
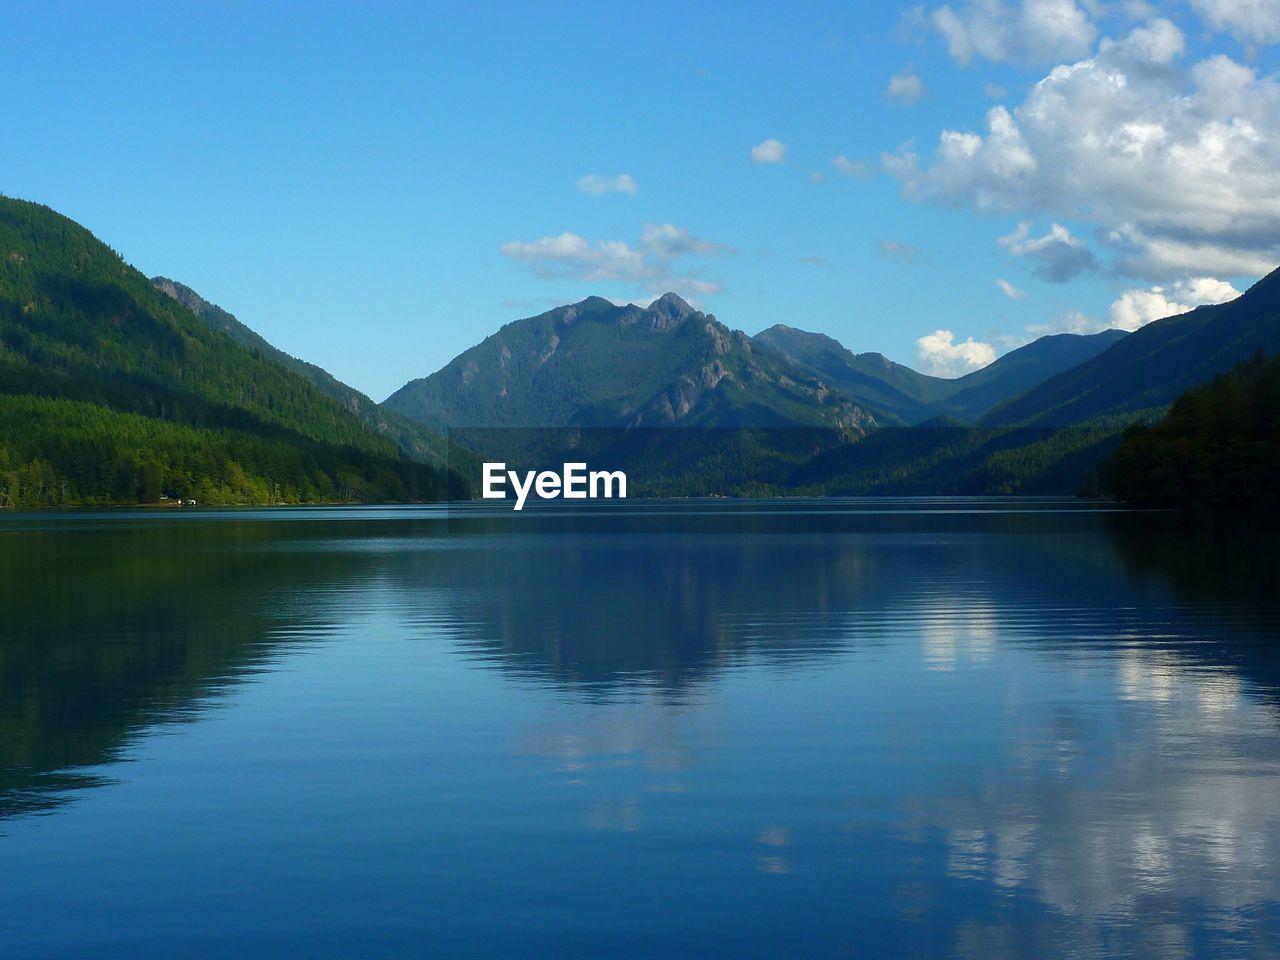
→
(501, 225, 727, 302)
(576, 173, 638, 196)
(887, 68, 927, 104)
(926, 0, 1097, 65)
(880, 239, 923, 261)
(1107, 288, 1189, 330)
(996, 277, 1027, 298)
(640, 223, 727, 256)
(1168, 275, 1242, 305)
(917, 329, 998, 375)
(832, 155, 871, 177)
(750, 138, 787, 164)
(1190, 0, 1280, 45)
(999, 221, 1097, 281)
(1107, 276, 1242, 330)
(1122, 1, 1158, 18)
(1112, 15, 1185, 62)
(501, 232, 645, 279)
(1032, 276, 1242, 334)
(809, 171, 826, 184)
(888, 19, 1280, 282)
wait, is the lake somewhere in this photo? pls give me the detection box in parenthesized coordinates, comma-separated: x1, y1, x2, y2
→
(1, 500, 1278, 958)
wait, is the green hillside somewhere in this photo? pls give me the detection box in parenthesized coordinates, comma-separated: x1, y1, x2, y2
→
(0, 196, 453, 507)
(1105, 349, 1280, 507)
(152, 277, 444, 463)
(784, 418, 1132, 497)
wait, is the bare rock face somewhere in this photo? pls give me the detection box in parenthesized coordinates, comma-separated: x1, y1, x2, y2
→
(671, 377, 700, 418)
(537, 335, 559, 366)
(701, 360, 729, 390)
(153, 277, 209, 314)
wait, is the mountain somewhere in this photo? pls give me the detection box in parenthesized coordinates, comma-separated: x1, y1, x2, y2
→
(754, 324, 1127, 423)
(986, 269, 1280, 426)
(384, 293, 878, 435)
(938, 329, 1128, 421)
(0, 196, 453, 506)
(1104, 349, 1280, 507)
(751, 326, 951, 423)
(151, 277, 443, 463)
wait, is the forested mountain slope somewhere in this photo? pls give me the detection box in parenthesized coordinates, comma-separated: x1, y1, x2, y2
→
(152, 277, 443, 462)
(0, 197, 450, 506)
(1105, 349, 1280, 507)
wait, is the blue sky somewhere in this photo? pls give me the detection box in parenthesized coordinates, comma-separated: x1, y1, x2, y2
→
(6, 1, 1280, 397)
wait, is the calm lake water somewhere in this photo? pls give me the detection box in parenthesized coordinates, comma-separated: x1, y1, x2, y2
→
(1, 500, 1278, 958)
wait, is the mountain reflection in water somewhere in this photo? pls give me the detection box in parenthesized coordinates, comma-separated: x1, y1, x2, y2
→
(0, 501, 1276, 958)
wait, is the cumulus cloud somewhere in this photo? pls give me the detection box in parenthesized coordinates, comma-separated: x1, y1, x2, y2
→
(1034, 276, 1242, 334)
(639, 223, 728, 256)
(887, 68, 927, 104)
(999, 222, 1098, 281)
(888, 19, 1280, 281)
(576, 173, 638, 196)
(996, 277, 1027, 298)
(880, 239, 923, 261)
(1107, 276, 1242, 330)
(832, 155, 871, 177)
(1190, 0, 1280, 45)
(1115, 15, 1187, 62)
(916, 329, 998, 375)
(925, 0, 1097, 65)
(501, 225, 727, 302)
(750, 138, 788, 164)
(502, 232, 643, 279)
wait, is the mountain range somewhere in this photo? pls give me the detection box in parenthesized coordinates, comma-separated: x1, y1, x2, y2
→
(382, 292, 1130, 435)
(754, 324, 1127, 424)
(3, 194, 1278, 505)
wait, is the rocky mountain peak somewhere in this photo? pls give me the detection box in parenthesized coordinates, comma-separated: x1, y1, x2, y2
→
(152, 276, 209, 313)
(648, 292, 697, 323)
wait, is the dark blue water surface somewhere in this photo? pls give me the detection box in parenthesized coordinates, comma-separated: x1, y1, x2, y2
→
(1, 500, 1278, 958)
